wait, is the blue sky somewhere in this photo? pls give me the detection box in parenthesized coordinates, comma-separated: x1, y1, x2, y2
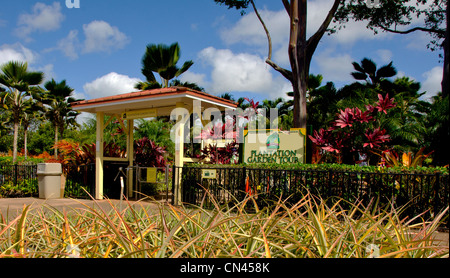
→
(0, 0, 444, 111)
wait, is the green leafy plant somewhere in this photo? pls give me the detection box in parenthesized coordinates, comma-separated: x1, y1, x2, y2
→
(371, 147, 434, 168)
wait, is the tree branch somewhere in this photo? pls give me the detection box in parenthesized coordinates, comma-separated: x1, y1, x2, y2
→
(250, 0, 272, 60)
(381, 26, 445, 36)
(306, 0, 341, 61)
(281, 0, 290, 16)
(248, 0, 293, 82)
(266, 59, 293, 82)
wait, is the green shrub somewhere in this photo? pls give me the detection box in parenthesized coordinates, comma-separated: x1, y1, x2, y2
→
(184, 162, 449, 175)
(0, 179, 38, 198)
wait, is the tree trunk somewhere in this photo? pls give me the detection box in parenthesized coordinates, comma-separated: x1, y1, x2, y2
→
(24, 127, 28, 160)
(54, 125, 58, 159)
(12, 121, 19, 163)
(442, 2, 449, 98)
(289, 0, 308, 129)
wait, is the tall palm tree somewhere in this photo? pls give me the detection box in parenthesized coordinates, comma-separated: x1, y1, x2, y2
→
(0, 61, 44, 163)
(21, 98, 44, 160)
(136, 42, 194, 89)
(42, 79, 81, 159)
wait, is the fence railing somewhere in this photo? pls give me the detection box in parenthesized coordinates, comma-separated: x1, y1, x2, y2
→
(63, 164, 96, 198)
(0, 164, 95, 198)
(176, 166, 449, 225)
(0, 164, 38, 197)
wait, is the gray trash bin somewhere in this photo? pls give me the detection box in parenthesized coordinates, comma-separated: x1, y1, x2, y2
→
(37, 163, 63, 199)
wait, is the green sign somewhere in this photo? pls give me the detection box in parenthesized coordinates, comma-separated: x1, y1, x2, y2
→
(242, 129, 305, 164)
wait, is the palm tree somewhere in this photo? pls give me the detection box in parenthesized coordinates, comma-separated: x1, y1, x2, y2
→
(0, 61, 44, 163)
(21, 98, 44, 160)
(42, 79, 81, 159)
(137, 42, 194, 89)
(351, 58, 397, 86)
(170, 79, 204, 91)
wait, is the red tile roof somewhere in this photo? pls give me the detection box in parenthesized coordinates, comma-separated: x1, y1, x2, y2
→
(70, 86, 237, 108)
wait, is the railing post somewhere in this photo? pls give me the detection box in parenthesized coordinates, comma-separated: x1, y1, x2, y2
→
(171, 164, 176, 205)
(434, 172, 440, 217)
(14, 164, 18, 187)
(242, 166, 247, 194)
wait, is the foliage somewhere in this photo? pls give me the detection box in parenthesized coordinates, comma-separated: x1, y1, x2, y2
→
(309, 94, 396, 164)
(0, 179, 38, 198)
(134, 119, 174, 160)
(137, 42, 194, 89)
(0, 192, 447, 258)
(423, 94, 449, 166)
(199, 141, 239, 164)
(42, 79, 82, 158)
(48, 140, 126, 172)
(371, 147, 434, 168)
(184, 162, 449, 175)
(350, 58, 397, 86)
(0, 61, 44, 163)
(334, 0, 446, 52)
(134, 137, 167, 168)
(334, 0, 448, 98)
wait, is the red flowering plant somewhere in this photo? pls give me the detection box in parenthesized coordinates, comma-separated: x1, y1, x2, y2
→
(309, 94, 396, 164)
(134, 137, 167, 167)
(195, 98, 262, 164)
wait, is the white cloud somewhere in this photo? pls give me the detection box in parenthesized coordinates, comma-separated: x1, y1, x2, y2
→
(179, 71, 209, 88)
(315, 49, 354, 82)
(50, 21, 128, 59)
(198, 47, 291, 98)
(376, 49, 393, 64)
(56, 30, 80, 60)
(421, 66, 442, 100)
(15, 2, 64, 41)
(82, 21, 129, 54)
(31, 63, 56, 83)
(83, 72, 141, 99)
(0, 43, 38, 65)
(221, 9, 288, 48)
(0, 43, 55, 84)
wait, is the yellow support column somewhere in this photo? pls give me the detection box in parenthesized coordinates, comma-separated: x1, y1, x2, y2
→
(127, 119, 134, 198)
(174, 102, 185, 205)
(95, 112, 104, 199)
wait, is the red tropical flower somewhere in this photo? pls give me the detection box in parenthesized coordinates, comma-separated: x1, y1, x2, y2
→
(364, 128, 390, 148)
(335, 108, 355, 128)
(375, 94, 396, 114)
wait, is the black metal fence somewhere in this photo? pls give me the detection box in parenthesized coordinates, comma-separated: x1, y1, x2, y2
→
(177, 166, 449, 224)
(0, 164, 96, 198)
(63, 164, 96, 198)
(0, 164, 38, 197)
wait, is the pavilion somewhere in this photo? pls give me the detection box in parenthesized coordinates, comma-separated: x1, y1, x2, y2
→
(71, 86, 237, 204)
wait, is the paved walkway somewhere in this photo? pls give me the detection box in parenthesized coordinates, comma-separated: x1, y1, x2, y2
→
(0, 197, 165, 219)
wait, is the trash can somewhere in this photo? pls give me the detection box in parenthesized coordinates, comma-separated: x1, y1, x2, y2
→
(37, 163, 63, 199)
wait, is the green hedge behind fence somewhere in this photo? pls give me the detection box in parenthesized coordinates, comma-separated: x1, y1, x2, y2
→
(183, 162, 449, 175)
